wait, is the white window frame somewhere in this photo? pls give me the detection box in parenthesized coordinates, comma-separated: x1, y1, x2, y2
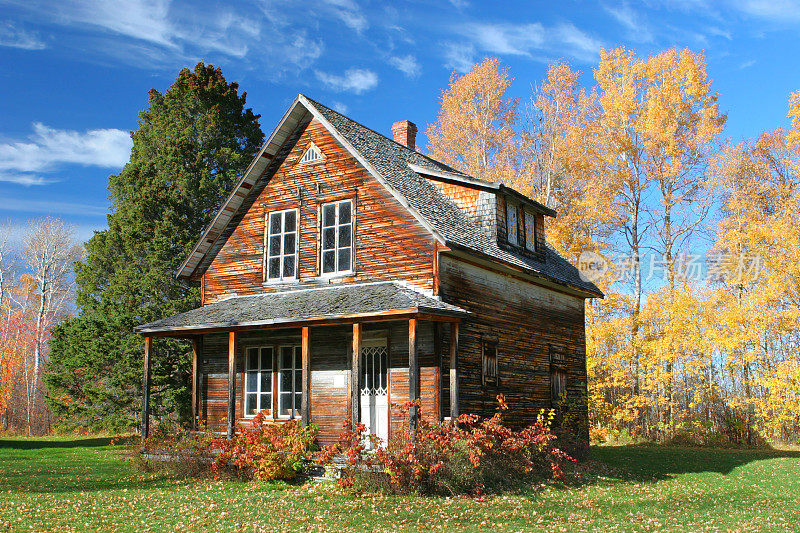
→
(277, 345, 302, 419)
(524, 209, 537, 252)
(299, 142, 324, 165)
(506, 201, 519, 246)
(319, 199, 355, 277)
(243, 346, 273, 418)
(265, 208, 298, 282)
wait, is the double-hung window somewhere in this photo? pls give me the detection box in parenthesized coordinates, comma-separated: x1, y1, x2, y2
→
(506, 201, 519, 246)
(244, 347, 273, 416)
(278, 346, 302, 418)
(266, 209, 298, 281)
(524, 210, 537, 252)
(321, 199, 353, 275)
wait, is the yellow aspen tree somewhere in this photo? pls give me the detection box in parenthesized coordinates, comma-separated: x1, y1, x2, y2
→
(426, 57, 518, 181)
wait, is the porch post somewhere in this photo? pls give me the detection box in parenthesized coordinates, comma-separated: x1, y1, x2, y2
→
(142, 335, 151, 438)
(192, 336, 203, 431)
(227, 331, 237, 439)
(408, 318, 419, 432)
(433, 322, 443, 421)
(450, 323, 460, 423)
(301, 326, 311, 427)
(351, 323, 362, 426)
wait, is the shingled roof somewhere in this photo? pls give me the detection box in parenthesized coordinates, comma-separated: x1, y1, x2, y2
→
(177, 94, 602, 298)
(135, 282, 468, 334)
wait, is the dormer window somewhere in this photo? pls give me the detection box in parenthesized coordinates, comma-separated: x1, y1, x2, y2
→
(299, 142, 324, 165)
(506, 200, 519, 246)
(524, 209, 537, 252)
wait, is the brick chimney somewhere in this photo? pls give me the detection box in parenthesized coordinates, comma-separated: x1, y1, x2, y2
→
(391, 120, 417, 151)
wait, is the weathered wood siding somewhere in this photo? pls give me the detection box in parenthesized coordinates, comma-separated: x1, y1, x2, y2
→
(437, 254, 587, 431)
(203, 119, 437, 303)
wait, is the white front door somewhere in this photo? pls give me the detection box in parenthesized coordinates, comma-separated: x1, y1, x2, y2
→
(359, 341, 389, 445)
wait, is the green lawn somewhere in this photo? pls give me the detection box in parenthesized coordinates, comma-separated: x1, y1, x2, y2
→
(1, 438, 799, 532)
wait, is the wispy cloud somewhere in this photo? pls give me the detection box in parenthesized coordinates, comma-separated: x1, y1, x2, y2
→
(0, 21, 46, 50)
(388, 54, 421, 78)
(322, 0, 368, 33)
(0, 123, 131, 186)
(604, 3, 654, 43)
(332, 101, 349, 114)
(739, 59, 756, 69)
(443, 42, 477, 73)
(734, 0, 800, 21)
(315, 68, 379, 93)
(0, 198, 108, 217)
(453, 21, 603, 65)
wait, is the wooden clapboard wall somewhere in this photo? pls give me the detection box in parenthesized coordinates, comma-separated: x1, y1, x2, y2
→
(202, 119, 437, 303)
(437, 254, 587, 428)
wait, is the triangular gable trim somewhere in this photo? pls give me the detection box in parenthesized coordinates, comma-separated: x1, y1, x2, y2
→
(177, 94, 444, 280)
(298, 141, 325, 165)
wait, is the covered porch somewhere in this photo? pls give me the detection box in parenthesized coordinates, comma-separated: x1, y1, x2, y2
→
(135, 282, 467, 443)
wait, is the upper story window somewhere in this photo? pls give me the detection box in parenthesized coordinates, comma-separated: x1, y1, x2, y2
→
(299, 142, 324, 165)
(321, 199, 353, 275)
(506, 200, 519, 246)
(524, 209, 537, 252)
(265, 209, 298, 281)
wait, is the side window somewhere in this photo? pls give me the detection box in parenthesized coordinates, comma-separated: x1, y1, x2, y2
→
(506, 200, 518, 245)
(244, 347, 273, 416)
(549, 344, 567, 406)
(320, 199, 353, 275)
(482, 339, 498, 386)
(524, 210, 537, 252)
(265, 209, 298, 281)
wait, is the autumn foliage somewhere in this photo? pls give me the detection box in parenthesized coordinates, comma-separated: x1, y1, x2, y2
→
(317, 396, 574, 495)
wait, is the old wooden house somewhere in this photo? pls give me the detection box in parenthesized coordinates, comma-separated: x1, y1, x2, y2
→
(135, 94, 602, 446)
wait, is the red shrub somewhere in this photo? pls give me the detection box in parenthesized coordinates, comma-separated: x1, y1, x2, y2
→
(212, 412, 318, 481)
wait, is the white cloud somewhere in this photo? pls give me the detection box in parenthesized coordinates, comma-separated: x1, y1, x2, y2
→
(604, 3, 654, 43)
(0, 123, 131, 186)
(322, 0, 368, 33)
(0, 199, 108, 217)
(739, 59, 756, 69)
(443, 42, 477, 73)
(455, 21, 603, 64)
(0, 21, 46, 50)
(388, 54, 421, 78)
(332, 101, 349, 114)
(315, 68, 378, 93)
(735, 0, 800, 21)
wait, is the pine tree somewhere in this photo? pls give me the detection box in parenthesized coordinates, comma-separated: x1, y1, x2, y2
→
(45, 63, 264, 431)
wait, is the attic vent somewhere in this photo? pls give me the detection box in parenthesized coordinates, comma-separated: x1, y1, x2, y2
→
(299, 143, 324, 165)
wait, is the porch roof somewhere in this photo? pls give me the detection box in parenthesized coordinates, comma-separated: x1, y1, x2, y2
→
(134, 281, 468, 335)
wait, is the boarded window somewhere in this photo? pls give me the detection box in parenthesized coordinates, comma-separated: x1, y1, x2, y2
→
(321, 199, 353, 275)
(265, 209, 298, 281)
(524, 210, 537, 252)
(482, 340, 498, 386)
(244, 347, 273, 416)
(549, 344, 567, 406)
(506, 200, 518, 245)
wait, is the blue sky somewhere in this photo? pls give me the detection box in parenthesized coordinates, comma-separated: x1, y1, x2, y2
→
(1, 0, 799, 248)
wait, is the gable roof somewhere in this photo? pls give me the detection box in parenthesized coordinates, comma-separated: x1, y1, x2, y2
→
(178, 94, 602, 298)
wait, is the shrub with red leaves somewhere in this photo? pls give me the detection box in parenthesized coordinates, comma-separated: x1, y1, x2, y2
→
(212, 412, 318, 481)
(317, 395, 575, 495)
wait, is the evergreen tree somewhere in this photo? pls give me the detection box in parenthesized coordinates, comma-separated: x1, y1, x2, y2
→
(45, 63, 264, 431)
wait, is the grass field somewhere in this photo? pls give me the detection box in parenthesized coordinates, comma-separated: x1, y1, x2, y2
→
(1, 437, 799, 532)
